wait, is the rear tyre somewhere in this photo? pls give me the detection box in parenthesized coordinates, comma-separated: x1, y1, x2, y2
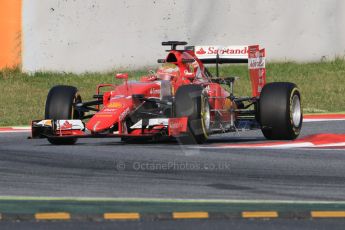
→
(175, 85, 210, 144)
(259, 82, 302, 140)
(45, 85, 82, 145)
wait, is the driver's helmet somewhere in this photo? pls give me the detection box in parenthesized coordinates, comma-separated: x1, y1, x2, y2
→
(156, 63, 179, 80)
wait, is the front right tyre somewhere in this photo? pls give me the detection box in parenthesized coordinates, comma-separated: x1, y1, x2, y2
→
(45, 85, 82, 145)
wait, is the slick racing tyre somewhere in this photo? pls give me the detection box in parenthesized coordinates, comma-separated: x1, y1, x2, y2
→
(259, 82, 302, 140)
(45, 85, 82, 145)
(175, 85, 210, 144)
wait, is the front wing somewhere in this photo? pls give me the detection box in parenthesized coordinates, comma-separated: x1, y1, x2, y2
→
(31, 118, 188, 139)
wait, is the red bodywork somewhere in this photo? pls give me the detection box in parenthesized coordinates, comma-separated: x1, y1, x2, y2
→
(86, 49, 233, 136)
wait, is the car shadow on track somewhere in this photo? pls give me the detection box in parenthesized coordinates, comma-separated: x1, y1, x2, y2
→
(34, 134, 267, 146)
(87, 136, 268, 146)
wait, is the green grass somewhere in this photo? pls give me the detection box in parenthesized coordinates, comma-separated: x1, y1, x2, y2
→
(216, 59, 345, 114)
(1, 59, 345, 126)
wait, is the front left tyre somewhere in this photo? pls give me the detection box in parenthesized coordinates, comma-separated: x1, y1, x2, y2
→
(259, 82, 302, 140)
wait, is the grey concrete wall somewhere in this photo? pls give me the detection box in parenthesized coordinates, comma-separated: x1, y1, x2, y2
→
(22, 0, 345, 73)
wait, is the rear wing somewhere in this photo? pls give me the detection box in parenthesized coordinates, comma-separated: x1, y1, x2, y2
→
(186, 45, 248, 63)
(186, 45, 266, 97)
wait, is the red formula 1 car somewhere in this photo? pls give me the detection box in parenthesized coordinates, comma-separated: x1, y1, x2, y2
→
(31, 41, 302, 145)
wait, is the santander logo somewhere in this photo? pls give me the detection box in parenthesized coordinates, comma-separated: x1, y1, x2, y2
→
(61, 121, 72, 130)
(150, 88, 160, 95)
(195, 46, 248, 56)
(196, 48, 207, 55)
(249, 57, 265, 69)
(170, 121, 184, 129)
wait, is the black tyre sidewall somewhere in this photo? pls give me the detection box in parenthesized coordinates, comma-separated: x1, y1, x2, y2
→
(259, 82, 302, 140)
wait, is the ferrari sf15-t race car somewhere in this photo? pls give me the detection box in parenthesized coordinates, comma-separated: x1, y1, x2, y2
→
(31, 41, 302, 145)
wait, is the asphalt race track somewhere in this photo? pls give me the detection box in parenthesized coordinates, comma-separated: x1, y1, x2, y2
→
(1, 120, 345, 200)
(0, 119, 345, 229)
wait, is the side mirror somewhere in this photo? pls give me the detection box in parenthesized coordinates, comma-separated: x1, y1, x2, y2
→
(115, 73, 128, 80)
